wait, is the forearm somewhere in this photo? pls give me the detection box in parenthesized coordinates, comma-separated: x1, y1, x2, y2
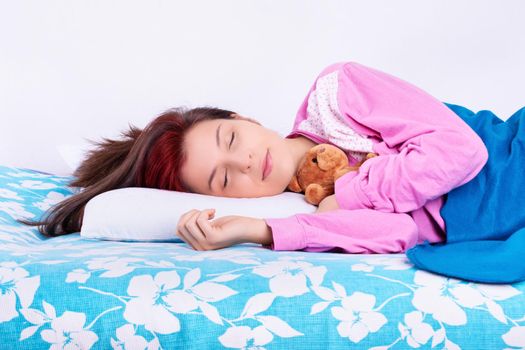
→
(247, 218, 273, 245)
(264, 209, 419, 253)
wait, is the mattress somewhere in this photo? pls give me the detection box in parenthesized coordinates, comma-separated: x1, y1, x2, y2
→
(1, 164, 524, 349)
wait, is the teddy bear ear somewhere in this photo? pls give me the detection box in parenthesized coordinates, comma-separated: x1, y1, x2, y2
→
(287, 175, 302, 192)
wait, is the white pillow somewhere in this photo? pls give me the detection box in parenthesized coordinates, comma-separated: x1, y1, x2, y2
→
(56, 143, 89, 173)
(80, 187, 316, 242)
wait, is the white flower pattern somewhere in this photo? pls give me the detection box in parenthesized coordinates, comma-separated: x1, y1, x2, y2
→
(0, 263, 40, 322)
(331, 292, 387, 343)
(40, 311, 98, 349)
(398, 311, 433, 347)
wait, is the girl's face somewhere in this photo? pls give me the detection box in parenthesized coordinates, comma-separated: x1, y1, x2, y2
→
(180, 115, 298, 198)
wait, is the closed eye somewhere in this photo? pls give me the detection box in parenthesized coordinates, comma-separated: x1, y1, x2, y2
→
(224, 132, 235, 188)
(229, 132, 235, 149)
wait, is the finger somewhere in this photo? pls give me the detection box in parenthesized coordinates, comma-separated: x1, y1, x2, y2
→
(178, 210, 202, 250)
(175, 213, 193, 248)
(177, 209, 198, 231)
(175, 229, 193, 249)
(180, 225, 203, 250)
(184, 210, 210, 250)
(195, 209, 215, 237)
(184, 210, 209, 249)
(195, 209, 216, 243)
(175, 210, 194, 247)
(179, 209, 199, 225)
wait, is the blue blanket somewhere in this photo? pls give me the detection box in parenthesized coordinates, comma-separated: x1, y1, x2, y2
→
(406, 103, 525, 284)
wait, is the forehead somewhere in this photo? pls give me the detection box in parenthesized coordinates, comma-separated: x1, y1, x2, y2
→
(187, 119, 218, 139)
(181, 119, 224, 193)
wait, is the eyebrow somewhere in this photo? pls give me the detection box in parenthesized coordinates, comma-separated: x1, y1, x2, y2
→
(208, 123, 222, 191)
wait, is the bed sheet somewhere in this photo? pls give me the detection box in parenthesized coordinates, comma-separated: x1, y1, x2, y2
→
(1, 165, 524, 349)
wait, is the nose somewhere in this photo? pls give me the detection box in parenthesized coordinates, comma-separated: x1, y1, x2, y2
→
(226, 152, 252, 173)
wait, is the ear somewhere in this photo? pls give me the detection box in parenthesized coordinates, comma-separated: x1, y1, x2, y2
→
(231, 113, 261, 126)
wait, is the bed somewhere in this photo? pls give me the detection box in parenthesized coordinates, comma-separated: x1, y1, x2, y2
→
(1, 164, 524, 349)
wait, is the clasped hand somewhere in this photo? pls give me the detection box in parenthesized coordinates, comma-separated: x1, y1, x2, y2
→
(176, 209, 264, 251)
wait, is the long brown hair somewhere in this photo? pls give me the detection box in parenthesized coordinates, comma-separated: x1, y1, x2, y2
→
(17, 106, 236, 237)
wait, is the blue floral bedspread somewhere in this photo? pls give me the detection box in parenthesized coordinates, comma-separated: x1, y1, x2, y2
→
(1, 164, 525, 350)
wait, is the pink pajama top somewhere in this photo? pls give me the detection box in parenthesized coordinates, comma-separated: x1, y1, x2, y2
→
(263, 61, 488, 254)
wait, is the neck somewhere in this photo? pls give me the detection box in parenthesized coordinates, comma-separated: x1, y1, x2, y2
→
(285, 135, 317, 173)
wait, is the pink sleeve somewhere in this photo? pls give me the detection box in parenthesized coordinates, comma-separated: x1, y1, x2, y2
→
(332, 62, 488, 213)
(263, 209, 419, 254)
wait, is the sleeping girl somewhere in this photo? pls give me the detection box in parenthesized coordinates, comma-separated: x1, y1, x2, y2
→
(20, 61, 525, 284)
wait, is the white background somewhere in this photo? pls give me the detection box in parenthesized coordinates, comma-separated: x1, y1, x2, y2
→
(2, 0, 524, 175)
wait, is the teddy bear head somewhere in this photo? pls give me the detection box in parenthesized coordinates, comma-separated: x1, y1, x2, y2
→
(287, 143, 376, 205)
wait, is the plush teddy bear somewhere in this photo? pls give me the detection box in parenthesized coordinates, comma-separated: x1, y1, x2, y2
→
(287, 143, 376, 205)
